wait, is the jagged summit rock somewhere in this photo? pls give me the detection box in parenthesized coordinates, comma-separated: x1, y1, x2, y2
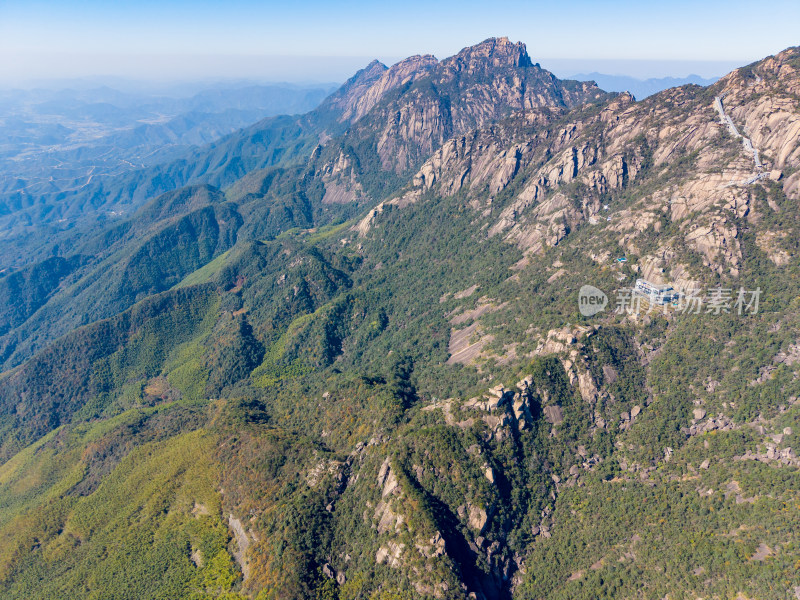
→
(345, 54, 439, 121)
(443, 36, 534, 71)
(334, 36, 607, 129)
(312, 36, 612, 185)
(318, 58, 389, 119)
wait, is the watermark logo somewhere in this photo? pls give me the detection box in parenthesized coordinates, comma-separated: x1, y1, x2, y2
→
(578, 281, 762, 316)
(615, 286, 760, 315)
(578, 279, 761, 317)
(578, 285, 608, 316)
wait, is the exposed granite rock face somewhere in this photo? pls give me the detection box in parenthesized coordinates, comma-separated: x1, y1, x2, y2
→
(717, 47, 800, 179)
(346, 54, 439, 122)
(468, 503, 488, 531)
(319, 151, 365, 204)
(443, 298, 508, 366)
(375, 540, 405, 567)
(319, 59, 389, 122)
(357, 47, 800, 280)
(368, 454, 486, 597)
(442, 36, 533, 72)
(228, 514, 252, 582)
(322, 37, 612, 199)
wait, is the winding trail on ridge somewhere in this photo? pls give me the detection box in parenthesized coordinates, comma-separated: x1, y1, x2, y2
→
(713, 93, 769, 187)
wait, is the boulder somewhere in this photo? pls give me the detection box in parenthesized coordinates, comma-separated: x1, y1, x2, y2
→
(484, 467, 495, 484)
(468, 504, 488, 532)
(489, 385, 505, 398)
(376, 541, 405, 567)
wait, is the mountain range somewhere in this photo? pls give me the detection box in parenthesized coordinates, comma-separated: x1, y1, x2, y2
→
(0, 82, 335, 240)
(567, 72, 719, 99)
(0, 37, 799, 600)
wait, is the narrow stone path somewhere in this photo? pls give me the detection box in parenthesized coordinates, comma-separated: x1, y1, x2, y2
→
(713, 93, 767, 187)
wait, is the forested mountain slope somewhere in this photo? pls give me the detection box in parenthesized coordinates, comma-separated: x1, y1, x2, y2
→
(0, 38, 609, 369)
(0, 37, 605, 268)
(0, 40, 799, 600)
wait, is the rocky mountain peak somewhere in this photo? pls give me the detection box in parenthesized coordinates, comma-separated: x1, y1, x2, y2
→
(443, 36, 534, 72)
(355, 59, 390, 82)
(714, 45, 799, 95)
(314, 37, 611, 185)
(346, 54, 439, 121)
(318, 59, 389, 120)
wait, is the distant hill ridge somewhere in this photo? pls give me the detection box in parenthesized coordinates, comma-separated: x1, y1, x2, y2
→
(568, 71, 719, 99)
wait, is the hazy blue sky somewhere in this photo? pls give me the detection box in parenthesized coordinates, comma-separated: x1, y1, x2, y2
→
(1, 0, 798, 85)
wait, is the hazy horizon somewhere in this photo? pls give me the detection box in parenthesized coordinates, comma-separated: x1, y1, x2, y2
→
(1, 0, 797, 87)
(0, 56, 752, 93)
